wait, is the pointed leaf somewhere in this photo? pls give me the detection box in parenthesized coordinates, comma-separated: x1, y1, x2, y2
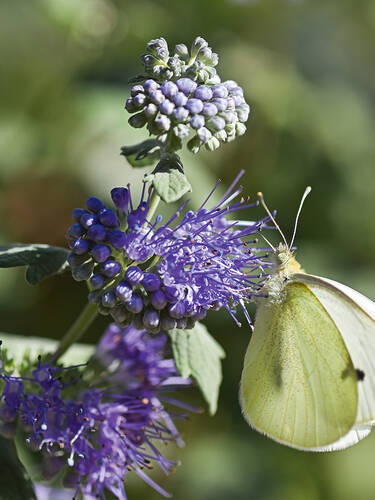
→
(169, 323, 225, 415)
(0, 436, 36, 500)
(0, 244, 69, 285)
(0, 333, 94, 366)
(121, 139, 160, 168)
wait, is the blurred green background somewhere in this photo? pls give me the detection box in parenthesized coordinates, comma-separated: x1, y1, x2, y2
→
(1, 0, 375, 499)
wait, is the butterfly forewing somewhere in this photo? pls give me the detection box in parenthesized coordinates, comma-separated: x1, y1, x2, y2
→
(240, 282, 358, 450)
(293, 274, 375, 426)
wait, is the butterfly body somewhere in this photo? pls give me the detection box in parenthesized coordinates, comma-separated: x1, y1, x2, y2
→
(241, 245, 375, 451)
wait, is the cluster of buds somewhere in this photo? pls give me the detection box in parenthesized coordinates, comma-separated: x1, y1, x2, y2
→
(141, 36, 219, 83)
(125, 37, 250, 154)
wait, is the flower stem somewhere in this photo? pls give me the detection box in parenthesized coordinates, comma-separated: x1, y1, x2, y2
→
(147, 191, 161, 222)
(53, 302, 98, 362)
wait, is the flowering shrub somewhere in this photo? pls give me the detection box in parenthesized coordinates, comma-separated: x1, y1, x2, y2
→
(0, 36, 266, 500)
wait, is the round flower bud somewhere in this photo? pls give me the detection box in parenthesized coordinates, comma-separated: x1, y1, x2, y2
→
(176, 78, 197, 95)
(66, 224, 85, 239)
(223, 80, 238, 91)
(71, 238, 90, 255)
(80, 213, 97, 229)
(202, 103, 218, 117)
(212, 98, 227, 112)
(149, 90, 165, 105)
(155, 115, 171, 131)
(205, 136, 220, 152)
(207, 116, 226, 131)
(125, 293, 144, 313)
(142, 54, 156, 68)
(173, 124, 190, 139)
(133, 93, 147, 108)
(102, 291, 116, 308)
(236, 105, 250, 122)
(194, 85, 213, 101)
(191, 36, 208, 57)
(186, 98, 203, 114)
(164, 285, 184, 303)
(173, 107, 189, 122)
(98, 208, 119, 228)
(143, 308, 160, 329)
(67, 253, 88, 269)
(72, 208, 86, 222)
(101, 261, 122, 278)
(108, 230, 127, 249)
(161, 81, 178, 98)
(150, 289, 167, 310)
(174, 43, 189, 60)
(233, 95, 245, 107)
(131, 85, 144, 97)
(160, 316, 177, 331)
(128, 112, 147, 129)
(236, 122, 247, 136)
(221, 111, 237, 124)
(90, 274, 105, 290)
(110, 305, 129, 324)
(159, 100, 175, 115)
(87, 224, 107, 242)
(91, 245, 111, 263)
(143, 79, 159, 93)
(190, 115, 205, 130)
(197, 127, 212, 143)
(125, 98, 137, 113)
(72, 261, 94, 281)
(142, 272, 160, 292)
(212, 85, 228, 98)
(144, 103, 158, 118)
(86, 197, 104, 213)
(176, 318, 188, 329)
(110, 187, 129, 213)
(125, 266, 144, 286)
(173, 92, 188, 107)
(116, 281, 133, 303)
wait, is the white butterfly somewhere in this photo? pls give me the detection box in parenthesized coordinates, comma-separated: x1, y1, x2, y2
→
(240, 188, 375, 451)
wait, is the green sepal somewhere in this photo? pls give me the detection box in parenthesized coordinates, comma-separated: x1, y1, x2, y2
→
(145, 153, 192, 203)
(168, 322, 225, 415)
(0, 244, 69, 285)
(0, 436, 37, 500)
(120, 139, 161, 168)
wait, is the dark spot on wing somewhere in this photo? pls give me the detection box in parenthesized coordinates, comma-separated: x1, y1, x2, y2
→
(356, 369, 365, 381)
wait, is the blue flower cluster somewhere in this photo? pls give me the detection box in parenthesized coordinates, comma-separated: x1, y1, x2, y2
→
(126, 37, 250, 153)
(0, 324, 192, 499)
(66, 173, 272, 332)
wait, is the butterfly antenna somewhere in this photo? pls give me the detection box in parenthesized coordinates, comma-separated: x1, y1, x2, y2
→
(258, 232, 276, 252)
(289, 186, 312, 250)
(257, 192, 288, 248)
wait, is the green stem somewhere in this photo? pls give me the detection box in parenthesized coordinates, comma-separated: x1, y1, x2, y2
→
(53, 302, 98, 362)
(147, 191, 161, 222)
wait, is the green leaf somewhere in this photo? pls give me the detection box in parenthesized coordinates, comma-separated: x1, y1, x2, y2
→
(168, 322, 225, 415)
(151, 170, 191, 203)
(121, 139, 160, 168)
(0, 436, 36, 500)
(0, 333, 94, 366)
(0, 244, 69, 285)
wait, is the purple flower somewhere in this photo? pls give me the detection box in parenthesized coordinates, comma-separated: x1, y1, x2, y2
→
(67, 173, 272, 330)
(0, 325, 194, 500)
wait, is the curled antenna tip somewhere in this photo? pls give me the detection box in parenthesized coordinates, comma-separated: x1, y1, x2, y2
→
(306, 186, 312, 194)
(257, 192, 263, 198)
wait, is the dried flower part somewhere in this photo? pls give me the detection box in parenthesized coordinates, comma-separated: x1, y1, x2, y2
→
(66, 174, 272, 331)
(126, 37, 250, 153)
(0, 325, 192, 499)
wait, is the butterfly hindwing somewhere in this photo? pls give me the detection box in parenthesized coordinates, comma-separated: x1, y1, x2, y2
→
(240, 281, 358, 450)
